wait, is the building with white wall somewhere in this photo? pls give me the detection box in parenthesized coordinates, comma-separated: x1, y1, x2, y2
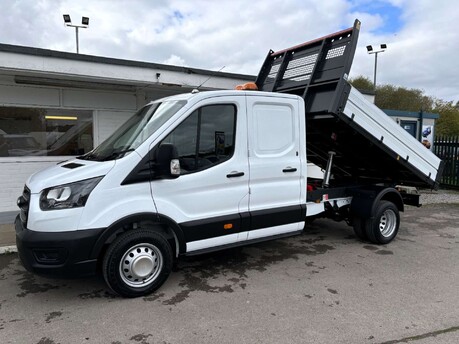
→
(0, 43, 253, 217)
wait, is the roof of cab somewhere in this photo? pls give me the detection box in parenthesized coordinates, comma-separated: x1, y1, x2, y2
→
(147, 89, 301, 105)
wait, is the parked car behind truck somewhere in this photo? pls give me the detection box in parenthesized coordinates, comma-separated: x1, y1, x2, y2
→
(15, 20, 443, 297)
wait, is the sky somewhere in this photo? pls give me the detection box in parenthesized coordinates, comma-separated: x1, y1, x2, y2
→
(0, 0, 458, 103)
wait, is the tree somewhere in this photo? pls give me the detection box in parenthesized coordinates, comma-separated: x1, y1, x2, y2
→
(349, 75, 459, 136)
(374, 84, 434, 112)
(433, 100, 459, 136)
(349, 76, 373, 92)
(350, 75, 434, 111)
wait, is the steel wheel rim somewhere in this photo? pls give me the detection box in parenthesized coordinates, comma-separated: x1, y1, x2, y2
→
(119, 243, 163, 288)
(379, 209, 397, 238)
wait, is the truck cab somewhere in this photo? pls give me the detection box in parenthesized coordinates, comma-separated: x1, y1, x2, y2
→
(16, 90, 311, 297)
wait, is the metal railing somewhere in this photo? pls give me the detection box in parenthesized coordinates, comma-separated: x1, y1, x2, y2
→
(434, 136, 459, 188)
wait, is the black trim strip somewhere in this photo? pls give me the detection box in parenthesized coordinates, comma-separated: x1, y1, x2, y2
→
(180, 204, 306, 243)
(185, 230, 303, 256)
(300, 203, 307, 218)
(250, 205, 304, 230)
(241, 211, 250, 232)
(180, 213, 242, 242)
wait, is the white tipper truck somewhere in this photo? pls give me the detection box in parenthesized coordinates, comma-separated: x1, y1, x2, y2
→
(15, 20, 443, 297)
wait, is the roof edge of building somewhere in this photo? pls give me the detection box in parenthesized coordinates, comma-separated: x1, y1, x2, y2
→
(383, 109, 440, 119)
(0, 43, 255, 81)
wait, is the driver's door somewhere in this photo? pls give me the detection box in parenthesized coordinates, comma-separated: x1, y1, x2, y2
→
(150, 96, 249, 253)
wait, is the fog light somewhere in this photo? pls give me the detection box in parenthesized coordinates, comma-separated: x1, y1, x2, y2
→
(33, 248, 67, 264)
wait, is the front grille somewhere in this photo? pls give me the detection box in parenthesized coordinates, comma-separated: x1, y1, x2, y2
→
(18, 185, 30, 226)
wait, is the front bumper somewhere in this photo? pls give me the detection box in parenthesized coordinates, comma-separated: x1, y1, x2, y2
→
(15, 215, 104, 277)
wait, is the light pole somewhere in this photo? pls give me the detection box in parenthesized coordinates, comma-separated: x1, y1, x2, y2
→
(63, 14, 89, 54)
(366, 44, 387, 90)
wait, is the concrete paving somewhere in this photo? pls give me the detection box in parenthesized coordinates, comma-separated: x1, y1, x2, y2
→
(0, 224, 15, 248)
(0, 203, 458, 343)
(0, 211, 17, 252)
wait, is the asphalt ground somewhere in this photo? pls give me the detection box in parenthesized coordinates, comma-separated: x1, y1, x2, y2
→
(0, 203, 458, 344)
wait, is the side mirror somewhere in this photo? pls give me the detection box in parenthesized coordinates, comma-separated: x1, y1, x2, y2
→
(155, 143, 180, 178)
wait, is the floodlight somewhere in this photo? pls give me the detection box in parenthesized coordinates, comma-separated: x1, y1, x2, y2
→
(366, 44, 388, 89)
(63, 14, 89, 53)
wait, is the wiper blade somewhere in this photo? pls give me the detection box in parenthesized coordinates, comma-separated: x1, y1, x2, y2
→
(77, 152, 98, 160)
(101, 148, 135, 161)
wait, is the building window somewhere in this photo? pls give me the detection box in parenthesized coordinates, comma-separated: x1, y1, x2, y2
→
(0, 107, 93, 157)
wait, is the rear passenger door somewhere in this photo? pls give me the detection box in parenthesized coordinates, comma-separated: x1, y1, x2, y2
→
(246, 96, 303, 240)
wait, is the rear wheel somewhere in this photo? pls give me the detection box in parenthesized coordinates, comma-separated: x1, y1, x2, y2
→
(102, 230, 173, 298)
(364, 201, 400, 244)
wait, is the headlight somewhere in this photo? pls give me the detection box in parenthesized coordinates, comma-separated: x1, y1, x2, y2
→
(40, 177, 103, 210)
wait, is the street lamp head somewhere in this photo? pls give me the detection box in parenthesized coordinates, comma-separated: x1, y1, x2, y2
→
(63, 13, 89, 53)
(63, 14, 71, 24)
(366, 44, 387, 54)
(367, 43, 388, 90)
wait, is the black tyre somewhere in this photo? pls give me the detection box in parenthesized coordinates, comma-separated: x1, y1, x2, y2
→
(364, 201, 400, 245)
(352, 217, 368, 241)
(102, 230, 173, 298)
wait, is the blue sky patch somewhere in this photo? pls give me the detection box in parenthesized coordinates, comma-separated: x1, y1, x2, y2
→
(353, 1, 404, 34)
(155, 10, 185, 34)
(172, 10, 184, 22)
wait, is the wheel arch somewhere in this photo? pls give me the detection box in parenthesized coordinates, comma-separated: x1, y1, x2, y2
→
(90, 212, 186, 261)
(350, 187, 404, 220)
(377, 189, 404, 213)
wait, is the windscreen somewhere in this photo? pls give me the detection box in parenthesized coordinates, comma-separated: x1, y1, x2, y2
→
(79, 100, 186, 161)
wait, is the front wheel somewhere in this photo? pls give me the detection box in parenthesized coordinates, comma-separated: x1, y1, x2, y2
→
(364, 201, 400, 244)
(102, 230, 173, 298)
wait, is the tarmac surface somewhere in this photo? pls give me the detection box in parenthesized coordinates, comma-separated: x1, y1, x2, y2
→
(0, 203, 458, 343)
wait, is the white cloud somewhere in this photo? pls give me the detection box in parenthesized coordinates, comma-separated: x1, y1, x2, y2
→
(162, 54, 186, 66)
(0, 0, 457, 102)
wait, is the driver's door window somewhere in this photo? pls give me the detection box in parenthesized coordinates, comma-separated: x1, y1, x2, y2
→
(162, 104, 236, 174)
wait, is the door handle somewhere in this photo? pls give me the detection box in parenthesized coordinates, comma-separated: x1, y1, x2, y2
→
(226, 171, 245, 178)
(282, 167, 297, 173)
